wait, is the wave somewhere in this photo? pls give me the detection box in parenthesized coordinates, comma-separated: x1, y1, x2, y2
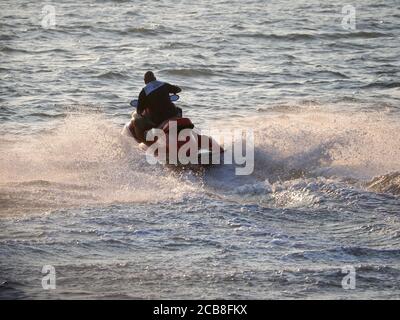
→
(118, 26, 172, 36)
(1, 107, 399, 216)
(324, 31, 392, 39)
(44, 24, 171, 37)
(203, 108, 400, 211)
(367, 172, 400, 195)
(206, 108, 400, 203)
(232, 32, 315, 41)
(316, 70, 349, 79)
(0, 45, 30, 54)
(159, 42, 203, 50)
(361, 82, 400, 89)
(162, 68, 216, 77)
(29, 112, 65, 119)
(231, 31, 391, 42)
(0, 280, 28, 300)
(286, 246, 400, 262)
(0, 34, 14, 41)
(125, 10, 140, 17)
(249, 110, 400, 181)
(0, 45, 68, 54)
(95, 70, 129, 80)
(0, 113, 198, 216)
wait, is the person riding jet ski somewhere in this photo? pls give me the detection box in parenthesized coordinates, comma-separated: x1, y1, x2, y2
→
(123, 71, 224, 164)
(133, 71, 182, 142)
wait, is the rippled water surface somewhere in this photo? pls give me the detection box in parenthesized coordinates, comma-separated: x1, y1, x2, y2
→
(1, 0, 400, 299)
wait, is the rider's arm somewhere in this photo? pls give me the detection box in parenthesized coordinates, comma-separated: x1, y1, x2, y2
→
(166, 83, 181, 94)
(137, 89, 146, 114)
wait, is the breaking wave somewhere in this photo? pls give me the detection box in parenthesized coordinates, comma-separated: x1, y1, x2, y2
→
(367, 172, 400, 195)
(1, 106, 399, 216)
(0, 113, 198, 216)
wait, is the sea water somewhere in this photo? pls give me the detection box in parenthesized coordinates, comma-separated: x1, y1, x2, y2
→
(0, 0, 399, 299)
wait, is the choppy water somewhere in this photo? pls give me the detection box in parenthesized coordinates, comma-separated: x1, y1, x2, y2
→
(1, 0, 400, 299)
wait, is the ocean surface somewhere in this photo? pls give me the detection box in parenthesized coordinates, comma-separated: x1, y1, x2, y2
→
(1, 0, 400, 299)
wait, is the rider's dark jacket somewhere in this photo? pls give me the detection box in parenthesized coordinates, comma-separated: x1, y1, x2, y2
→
(137, 80, 181, 126)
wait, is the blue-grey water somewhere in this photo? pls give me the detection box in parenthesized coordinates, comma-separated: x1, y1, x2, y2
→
(1, 0, 400, 299)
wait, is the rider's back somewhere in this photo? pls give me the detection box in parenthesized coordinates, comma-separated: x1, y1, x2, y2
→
(138, 80, 181, 126)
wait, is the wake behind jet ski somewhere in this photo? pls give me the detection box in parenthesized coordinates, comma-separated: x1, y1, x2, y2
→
(122, 71, 224, 166)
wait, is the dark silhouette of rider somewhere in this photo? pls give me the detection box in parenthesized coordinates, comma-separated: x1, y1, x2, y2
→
(137, 71, 182, 126)
(130, 71, 224, 154)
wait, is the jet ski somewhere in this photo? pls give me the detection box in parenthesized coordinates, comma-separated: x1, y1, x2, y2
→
(121, 95, 223, 167)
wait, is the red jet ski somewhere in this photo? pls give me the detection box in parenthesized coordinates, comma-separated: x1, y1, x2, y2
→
(122, 95, 223, 166)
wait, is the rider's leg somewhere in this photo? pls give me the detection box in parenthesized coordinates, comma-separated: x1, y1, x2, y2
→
(132, 116, 155, 143)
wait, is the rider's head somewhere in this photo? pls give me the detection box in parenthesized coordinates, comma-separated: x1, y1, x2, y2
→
(144, 71, 156, 84)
